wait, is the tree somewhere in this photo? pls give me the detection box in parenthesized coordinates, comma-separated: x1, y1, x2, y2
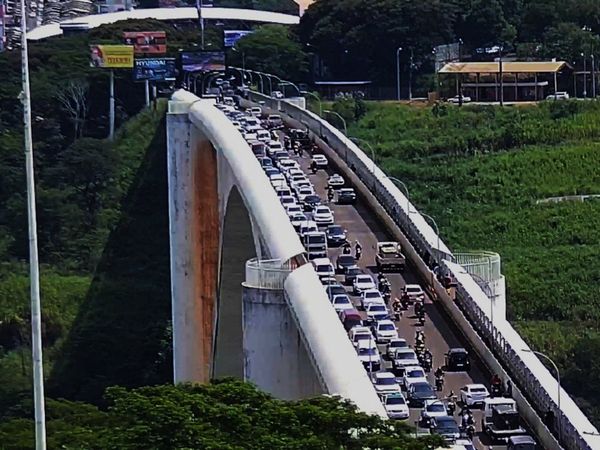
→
(56, 80, 89, 138)
(231, 25, 310, 82)
(540, 22, 600, 64)
(0, 380, 444, 449)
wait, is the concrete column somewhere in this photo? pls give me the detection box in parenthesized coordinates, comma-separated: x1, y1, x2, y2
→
(491, 275, 506, 322)
(167, 112, 220, 384)
(242, 282, 321, 400)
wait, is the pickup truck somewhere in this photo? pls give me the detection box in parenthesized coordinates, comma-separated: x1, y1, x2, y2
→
(375, 242, 406, 272)
(482, 398, 526, 442)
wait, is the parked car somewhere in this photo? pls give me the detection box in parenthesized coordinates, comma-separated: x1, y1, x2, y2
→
(326, 224, 347, 246)
(349, 326, 374, 347)
(312, 257, 335, 278)
(546, 91, 569, 100)
(337, 187, 357, 205)
(289, 213, 307, 231)
(459, 383, 489, 407)
(447, 95, 472, 104)
(382, 393, 410, 420)
(372, 371, 401, 395)
(340, 308, 362, 331)
(325, 283, 347, 300)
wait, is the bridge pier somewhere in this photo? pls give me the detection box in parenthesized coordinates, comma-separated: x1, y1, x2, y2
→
(242, 259, 322, 399)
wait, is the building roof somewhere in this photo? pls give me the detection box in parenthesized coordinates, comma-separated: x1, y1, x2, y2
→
(27, 7, 299, 40)
(314, 81, 372, 86)
(439, 61, 568, 74)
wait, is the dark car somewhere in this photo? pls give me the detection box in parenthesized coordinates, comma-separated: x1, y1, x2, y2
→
(272, 150, 289, 161)
(264, 167, 280, 177)
(445, 348, 470, 371)
(325, 284, 347, 300)
(303, 194, 322, 212)
(326, 224, 347, 246)
(259, 156, 273, 168)
(337, 187, 357, 205)
(407, 381, 437, 407)
(431, 416, 460, 443)
(507, 435, 536, 450)
(345, 267, 364, 286)
(336, 254, 357, 274)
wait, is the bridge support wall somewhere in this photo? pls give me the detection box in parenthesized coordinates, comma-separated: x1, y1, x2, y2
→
(242, 283, 321, 399)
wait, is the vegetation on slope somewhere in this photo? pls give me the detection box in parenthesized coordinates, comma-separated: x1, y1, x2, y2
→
(346, 99, 600, 424)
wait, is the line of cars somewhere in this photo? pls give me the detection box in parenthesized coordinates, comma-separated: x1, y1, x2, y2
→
(218, 99, 535, 450)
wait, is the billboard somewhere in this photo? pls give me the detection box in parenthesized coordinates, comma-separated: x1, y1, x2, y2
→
(434, 42, 460, 72)
(223, 30, 253, 48)
(133, 58, 177, 82)
(123, 31, 167, 55)
(90, 45, 134, 68)
(181, 51, 225, 72)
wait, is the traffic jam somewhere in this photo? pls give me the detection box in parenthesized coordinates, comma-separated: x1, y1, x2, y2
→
(215, 96, 536, 450)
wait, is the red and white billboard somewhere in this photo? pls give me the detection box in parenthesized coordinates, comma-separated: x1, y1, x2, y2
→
(123, 31, 167, 55)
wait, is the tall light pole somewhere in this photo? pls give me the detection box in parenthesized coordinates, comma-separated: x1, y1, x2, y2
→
(302, 90, 322, 115)
(197, 0, 205, 49)
(408, 48, 414, 101)
(385, 175, 411, 216)
(20, 0, 47, 447)
(396, 46, 403, 101)
(323, 109, 347, 135)
(350, 136, 376, 172)
(523, 349, 561, 438)
(582, 52, 588, 98)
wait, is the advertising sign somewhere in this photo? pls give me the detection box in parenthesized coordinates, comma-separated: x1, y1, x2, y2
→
(181, 51, 225, 72)
(133, 58, 177, 81)
(123, 31, 167, 55)
(434, 42, 460, 72)
(90, 45, 134, 68)
(223, 30, 253, 48)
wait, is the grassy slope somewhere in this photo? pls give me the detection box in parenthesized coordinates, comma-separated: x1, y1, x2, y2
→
(348, 100, 600, 419)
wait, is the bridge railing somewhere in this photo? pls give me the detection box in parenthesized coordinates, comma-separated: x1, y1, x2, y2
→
(246, 90, 600, 450)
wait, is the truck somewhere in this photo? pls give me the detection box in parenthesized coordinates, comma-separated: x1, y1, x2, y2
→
(304, 231, 328, 259)
(375, 241, 406, 272)
(482, 398, 526, 442)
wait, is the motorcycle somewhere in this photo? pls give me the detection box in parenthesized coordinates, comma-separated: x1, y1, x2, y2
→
(446, 396, 456, 416)
(392, 303, 402, 321)
(422, 355, 432, 372)
(435, 375, 444, 391)
(490, 383, 504, 398)
(461, 424, 475, 440)
(355, 247, 362, 261)
(417, 314, 425, 326)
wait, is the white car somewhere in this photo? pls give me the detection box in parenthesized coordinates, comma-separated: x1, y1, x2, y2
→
(279, 195, 297, 209)
(401, 366, 427, 389)
(269, 173, 286, 185)
(447, 95, 471, 104)
(374, 319, 398, 343)
(312, 257, 335, 279)
(328, 173, 345, 188)
(386, 338, 409, 359)
(421, 399, 448, 421)
(353, 274, 377, 295)
(249, 106, 262, 116)
(256, 129, 271, 142)
(460, 383, 490, 407)
(289, 212, 307, 230)
(356, 339, 381, 371)
(546, 91, 569, 100)
(271, 90, 284, 99)
(372, 371, 401, 395)
(298, 220, 318, 236)
(286, 168, 305, 181)
(404, 284, 425, 302)
(312, 154, 328, 168)
(285, 204, 303, 215)
(382, 393, 410, 420)
(267, 140, 284, 154)
(313, 205, 334, 226)
(292, 180, 313, 194)
(391, 348, 420, 368)
(360, 289, 385, 309)
(278, 159, 300, 172)
(349, 326, 374, 348)
(366, 303, 389, 321)
(296, 186, 316, 202)
(331, 294, 354, 313)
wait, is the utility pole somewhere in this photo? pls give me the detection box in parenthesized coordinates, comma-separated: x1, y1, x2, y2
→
(408, 48, 414, 101)
(19, 0, 47, 446)
(109, 70, 115, 140)
(197, 0, 204, 49)
(582, 53, 588, 98)
(396, 47, 402, 101)
(592, 53, 596, 98)
(499, 46, 504, 106)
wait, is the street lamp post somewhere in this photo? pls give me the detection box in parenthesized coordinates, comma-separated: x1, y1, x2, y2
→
(350, 137, 376, 172)
(302, 90, 322, 115)
(323, 110, 347, 135)
(582, 52, 588, 98)
(20, 0, 47, 445)
(385, 176, 411, 217)
(396, 46, 403, 101)
(408, 48, 414, 101)
(523, 349, 561, 438)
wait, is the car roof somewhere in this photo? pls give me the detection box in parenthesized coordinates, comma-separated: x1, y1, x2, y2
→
(405, 284, 422, 289)
(312, 257, 332, 265)
(377, 319, 395, 326)
(404, 365, 425, 372)
(463, 383, 486, 390)
(425, 399, 446, 406)
(509, 436, 536, 444)
(375, 371, 395, 379)
(449, 347, 467, 354)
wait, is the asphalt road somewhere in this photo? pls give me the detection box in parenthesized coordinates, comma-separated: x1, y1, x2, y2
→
(289, 144, 507, 450)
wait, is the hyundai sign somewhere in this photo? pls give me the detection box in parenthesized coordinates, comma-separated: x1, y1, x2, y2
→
(133, 58, 177, 82)
(224, 30, 254, 48)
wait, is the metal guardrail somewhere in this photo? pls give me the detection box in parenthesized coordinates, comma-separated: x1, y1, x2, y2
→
(454, 251, 502, 283)
(245, 258, 292, 289)
(244, 90, 600, 450)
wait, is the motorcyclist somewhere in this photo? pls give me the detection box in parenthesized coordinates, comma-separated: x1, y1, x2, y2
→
(392, 298, 402, 320)
(434, 366, 444, 379)
(327, 187, 335, 203)
(415, 330, 425, 345)
(354, 240, 362, 260)
(415, 300, 424, 317)
(342, 241, 352, 255)
(310, 160, 317, 173)
(491, 373, 503, 396)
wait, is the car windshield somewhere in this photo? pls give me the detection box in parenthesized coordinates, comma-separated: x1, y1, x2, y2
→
(305, 195, 320, 202)
(307, 235, 326, 244)
(315, 207, 329, 214)
(471, 387, 487, 393)
(451, 353, 468, 362)
(358, 347, 377, 356)
(413, 384, 433, 393)
(334, 297, 350, 305)
(365, 291, 380, 298)
(316, 265, 332, 272)
(386, 396, 406, 405)
(436, 418, 458, 430)
(354, 334, 370, 342)
(397, 352, 416, 360)
(369, 305, 386, 312)
(347, 268, 362, 275)
(407, 287, 421, 293)
(291, 214, 305, 221)
(391, 340, 407, 347)
(328, 226, 343, 234)
(377, 377, 396, 385)
(379, 323, 395, 331)
(327, 286, 346, 296)
(357, 276, 372, 284)
(428, 403, 446, 412)
(407, 369, 424, 377)
(338, 256, 355, 264)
